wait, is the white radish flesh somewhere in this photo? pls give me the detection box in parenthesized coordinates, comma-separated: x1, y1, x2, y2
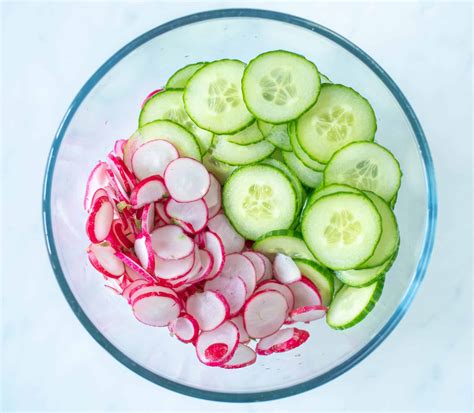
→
(105, 167, 129, 203)
(141, 203, 155, 233)
(204, 275, 247, 316)
(259, 253, 273, 281)
(150, 225, 194, 260)
(256, 327, 309, 355)
(242, 251, 266, 283)
(165, 198, 208, 234)
(132, 139, 179, 180)
(186, 249, 213, 284)
(122, 279, 150, 302)
(106, 153, 136, 193)
(130, 176, 167, 209)
(84, 161, 109, 211)
(164, 158, 210, 202)
(154, 251, 196, 280)
(273, 253, 302, 284)
(290, 305, 328, 323)
(168, 314, 199, 343)
(134, 232, 155, 274)
(155, 202, 172, 224)
(203, 173, 221, 218)
(288, 277, 322, 310)
(221, 253, 256, 298)
(230, 315, 250, 343)
(186, 291, 230, 331)
(195, 321, 239, 366)
(130, 284, 178, 306)
(207, 213, 244, 254)
(132, 292, 181, 327)
(220, 344, 256, 369)
(114, 251, 155, 282)
(202, 231, 225, 280)
(114, 139, 127, 158)
(87, 243, 125, 278)
(86, 196, 114, 243)
(255, 280, 295, 312)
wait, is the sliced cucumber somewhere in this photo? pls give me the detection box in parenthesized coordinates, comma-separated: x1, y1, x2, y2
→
(302, 192, 382, 270)
(293, 258, 334, 306)
(296, 84, 376, 163)
(333, 276, 344, 295)
(223, 165, 297, 240)
(253, 229, 315, 260)
(288, 122, 325, 171)
(202, 152, 236, 184)
(281, 150, 323, 188)
(166, 62, 206, 89)
(336, 247, 398, 287)
(184, 59, 253, 134)
(123, 120, 201, 168)
(390, 193, 398, 209)
(242, 50, 320, 123)
(320, 73, 332, 84)
(358, 192, 399, 268)
(218, 121, 264, 145)
(324, 141, 402, 202)
(327, 278, 384, 329)
(212, 136, 274, 166)
(139, 89, 213, 154)
(257, 121, 292, 151)
(307, 184, 361, 209)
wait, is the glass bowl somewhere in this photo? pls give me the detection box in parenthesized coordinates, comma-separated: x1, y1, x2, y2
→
(42, 9, 437, 402)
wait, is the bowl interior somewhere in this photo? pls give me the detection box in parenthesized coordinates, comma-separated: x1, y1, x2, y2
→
(44, 11, 433, 401)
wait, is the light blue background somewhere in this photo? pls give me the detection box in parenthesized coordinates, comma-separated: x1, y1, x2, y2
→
(1, 1, 472, 411)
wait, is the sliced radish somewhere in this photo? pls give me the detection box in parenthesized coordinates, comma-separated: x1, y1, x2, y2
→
(202, 231, 225, 280)
(132, 292, 181, 327)
(154, 252, 196, 280)
(130, 175, 167, 209)
(165, 198, 208, 234)
(203, 173, 221, 219)
(242, 251, 266, 283)
(155, 202, 172, 225)
(230, 315, 250, 343)
(290, 305, 328, 323)
(221, 253, 256, 298)
(195, 321, 239, 366)
(106, 153, 137, 193)
(186, 291, 230, 331)
(186, 249, 213, 284)
(168, 314, 199, 344)
(87, 243, 125, 278)
(105, 167, 129, 203)
(204, 275, 247, 316)
(288, 277, 322, 310)
(150, 225, 194, 260)
(90, 188, 109, 209)
(256, 327, 309, 355)
(86, 196, 114, 243)
(109, 220, 134, 249)
(131, 139, 179, 180)
(114, 139, 127, 159)
(273, 253, 301, 284)
(141, 203, 155, 233)
(243, 290, 288, 339)
(141, 88, 163, 108)
(114, 251, 155, 282)
(220, 344, 256, 369)
(258, 253, 273, 281)
(207, 213, 244, 254)
(122, 279, 150, 302)
(130, 284, 178, 305)
(255, 280, 295, 312)
(134, 232, 155, 274)
(84, 161, 109, 211)
(124, 262, 149, 282)
(164, 158, 210, 202)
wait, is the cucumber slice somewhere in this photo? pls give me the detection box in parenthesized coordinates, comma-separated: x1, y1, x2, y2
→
(320, 73, 332, 84)
(184, 59, 253, 134)
(307, 184, 361, 209)
(302, 192, 382, 270)
(358, 192, 399, 268)
(293, 258, 334, 306)
(296, 84, 376, 163)
(327, 278, 384, 329)
(218, 121, 264, 145)
(336, 247, 398, 287)
(257, 121, 292, 151)
(333, 277, 343, 295)
(139, 89, 213, 154)
(288, 122, 325, 171)
(123, 120, 201, 168)
(253, 229, 315, 260)
(166, 62, 206, 89)
(223, 165, 297, 240)
(202, 152, 236, 184)
(212, 136, 274, 166)
(242, 50, 320, 123)
(324, 141, 402, 202)
(390, 193, 398, 209)
(281, 150, 323, 188)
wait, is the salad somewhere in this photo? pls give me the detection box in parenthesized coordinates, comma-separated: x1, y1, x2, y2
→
(84, 50, 401, 369)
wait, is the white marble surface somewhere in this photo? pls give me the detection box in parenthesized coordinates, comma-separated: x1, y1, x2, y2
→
(1, 1, 472, 411)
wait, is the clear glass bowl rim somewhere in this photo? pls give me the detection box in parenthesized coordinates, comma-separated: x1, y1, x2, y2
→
(42, 8, 437, 403)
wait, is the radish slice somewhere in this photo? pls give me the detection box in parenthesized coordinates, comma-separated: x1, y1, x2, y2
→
(122, 279, 150, 302)
(130, 176, 167, 209)
(221, 253, 256, 298)
(110, 220, 134, 249)
(114, 139, 127, 158)
(203, 173, 221, 218)
(141, 88, 163, 108)
(204, 275, 247, 316)
(165, 198, 208, 234)
(124, 262, 148, 282)
(86, 196, 114, 243)
(258, 253, 273, 281)
(290, 305, 328, 323)
(273, 253, 301, 284)
(186, 249, 213, 284)
(84, 161, 109, 211)
(243, 290, 288, 338)
(195, 321, 239, 366)
(255, 280, 295, 312)
(87, 243, 125, 278)
(141, 203, 155, 233)
(114, 251, 155, 282)
(134, 232, 155, 274)
(90, 188, 109, 209)
(132, 292, 181, 327)
(164, 158, 210, 202)
(132, 139, 179, 180)
(256, 327, 310, 355)
(207, 213, 244, 254)
(242, 251, 266, 283)
(105, 167, 129, 203)
(150, 225, 194, 260)
(155, 202, 172, 224)
(154, 252, 196, 280)
(130, 284, 178, 305)
(106, 153, 136, 193)
(202, 231, 225, 280)
(168, 314, 199, 344)
(288, 277, 322, 310)
(186, 291, 230, 331)
(221, 344, 256, 369)
(230, 315, 250, 343)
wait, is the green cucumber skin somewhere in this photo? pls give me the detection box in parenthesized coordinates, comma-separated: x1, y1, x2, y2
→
(327, 278, 385, 330)
(293, 258, 335, 306)
(252, 229, 315, 260)
(288, 122, 325, 172)
(166, 62, 207, 89)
